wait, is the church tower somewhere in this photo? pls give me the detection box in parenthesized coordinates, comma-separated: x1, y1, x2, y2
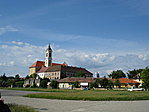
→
(45, 44, 52, 67)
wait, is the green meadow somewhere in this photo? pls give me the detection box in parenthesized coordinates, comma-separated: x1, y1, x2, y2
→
(1, 87, 149, 101)
(23, 89, 149, 101)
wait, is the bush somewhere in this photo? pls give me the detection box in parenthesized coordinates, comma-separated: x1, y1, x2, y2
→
(7, 103, 38, 112)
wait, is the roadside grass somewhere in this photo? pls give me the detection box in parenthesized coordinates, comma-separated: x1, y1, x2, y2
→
(7, 103, 38, 112)
(23, 90, 149, 101)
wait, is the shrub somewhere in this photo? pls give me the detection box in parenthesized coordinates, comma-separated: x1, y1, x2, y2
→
(7, 103, 38, 112)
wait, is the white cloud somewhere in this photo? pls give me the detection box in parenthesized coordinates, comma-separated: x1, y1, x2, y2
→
(0, 41, 149, 77)
(0, 26, 18, 35)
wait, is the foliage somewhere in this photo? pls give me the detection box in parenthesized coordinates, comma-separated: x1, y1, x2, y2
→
(141, 67, 149, 89)
(30, 73, 38, 79)
(8, 103, 38, 112)
(127, 69, 144, 79)
(76, 71, 86, 77)
(114, 79, 121, 88)
(15, 81, 24, 87)
(100, 77, 109, 88)
(50, 80, 58, 89)
(25, 75, 30, 79)
(14, 74, 20, 81)
(31, 83, 37, 88)
(108, 80, 114, 89)
(108, 70, 126, 79)
(40, 80, 48, 88)
(73, 81, 80, 88)
(90, 79, 101, 88)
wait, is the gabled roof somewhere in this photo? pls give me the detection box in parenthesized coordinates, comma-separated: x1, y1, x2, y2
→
(113, 78, 140, 84)
(29, 61, 67, 68)
(29, 61, 45, 68)
(52, 63, 67, 66)
(37, 67, 49, 73)
(45, 65, 93, 75)
(58, 77, 95, 83)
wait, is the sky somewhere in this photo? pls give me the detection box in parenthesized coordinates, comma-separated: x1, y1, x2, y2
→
(0, 0, 149, 77)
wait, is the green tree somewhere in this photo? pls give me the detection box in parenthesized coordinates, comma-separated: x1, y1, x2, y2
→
(127, 69, 144, 79)
(73, 81, 80, 88)
(141, 67, 149, 89)
(100, 77, 109, 88)
(31, 73, 38, 79)
(40, 80, 48, 88)
(108, 80, 114, 89)
(14, 74, 20, 81)
(76, 71, 86, 77)
(93, 79, 101, 88)
(114, 79, 121, 88)
(25, 75, 30, 79)
(50, 80, 58, 89)
(108, 70, 126, 79)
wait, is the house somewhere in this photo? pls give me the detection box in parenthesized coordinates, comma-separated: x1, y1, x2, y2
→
(58, 77, 140, 89)
(112, 78, 140, 88)
(131, 73, 143, 87)
(58, 77, 95, 89)
(29, 44, 93, 80)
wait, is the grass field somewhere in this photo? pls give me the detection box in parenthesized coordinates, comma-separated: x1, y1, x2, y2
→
(23, 89, 149, 101)
(1, 87, 149, 101)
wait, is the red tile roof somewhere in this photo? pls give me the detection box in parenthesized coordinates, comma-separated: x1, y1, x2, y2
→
(37, 67, 49, 73)
(29, 61, 45, 68)
(58, 77, 95, 83)
(113, 78, 140, 84)
(29, 61, 68, 68)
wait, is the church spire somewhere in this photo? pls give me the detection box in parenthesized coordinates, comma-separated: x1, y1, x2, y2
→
(45, 43, 52, 67)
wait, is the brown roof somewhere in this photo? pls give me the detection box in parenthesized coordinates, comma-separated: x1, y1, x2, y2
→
(113, 78, 140, 84)
(37, 67, 49, 73)
(29, 61, 45, 68)
(29, 61, 67, 68)
(45, 65, 92, 75)
(58, 77, 95, 83)
(58, 77, 139, 84)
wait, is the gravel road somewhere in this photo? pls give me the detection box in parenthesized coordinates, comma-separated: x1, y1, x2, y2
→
(1, 89, 149, 112)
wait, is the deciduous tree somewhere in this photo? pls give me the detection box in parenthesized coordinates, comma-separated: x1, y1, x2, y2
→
(108, 70, 126, 79)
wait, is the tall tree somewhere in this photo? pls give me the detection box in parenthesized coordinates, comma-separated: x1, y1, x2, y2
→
(15, 74, 20, 81)
(114, 79, 121, 88)
(100, 77, 109, 88)
(50, 80, 58, 89)
(74, 81, 80, 88)
(127, 69, 144, 79)
(141, 67, 149, 89)
(108, 70, 126, 79)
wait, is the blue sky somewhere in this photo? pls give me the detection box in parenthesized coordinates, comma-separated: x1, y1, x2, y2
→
(0, 0, 149, 77)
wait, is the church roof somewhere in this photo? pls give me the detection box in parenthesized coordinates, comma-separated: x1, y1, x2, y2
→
(29, 61, 67, 68)
(37, 67, 49, 73)
(46, 44, 52, 51)
(45, 65, 93, 75)
(29, 61, 45, 68)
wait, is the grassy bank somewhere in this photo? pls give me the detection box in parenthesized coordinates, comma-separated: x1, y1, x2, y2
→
(0, 87, 72, 92)
(23, 90, 149, 101)
(8, 103, 38, 112)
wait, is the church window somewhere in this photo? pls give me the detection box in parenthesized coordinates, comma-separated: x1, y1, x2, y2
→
(49, 53, 51, 57)
(46, 53, 48, 57)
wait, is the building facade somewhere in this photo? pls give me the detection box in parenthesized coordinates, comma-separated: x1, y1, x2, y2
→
(29, 44, 93, 80)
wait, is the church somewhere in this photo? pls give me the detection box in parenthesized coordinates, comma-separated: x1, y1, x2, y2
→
(29, 44, 93, 80)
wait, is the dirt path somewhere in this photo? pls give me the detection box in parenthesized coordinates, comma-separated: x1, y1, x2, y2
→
(1, 89, 149, 112)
